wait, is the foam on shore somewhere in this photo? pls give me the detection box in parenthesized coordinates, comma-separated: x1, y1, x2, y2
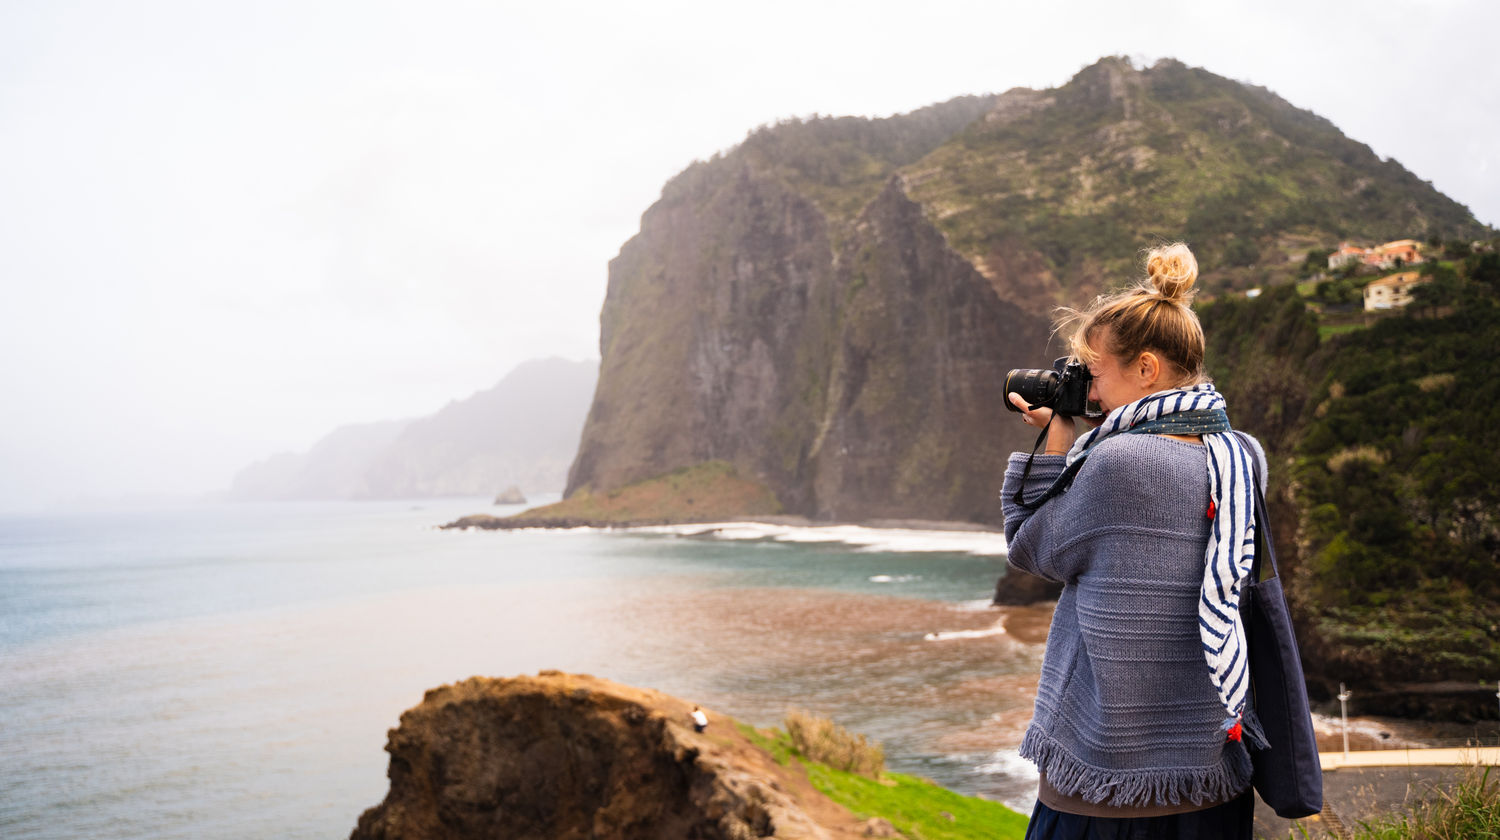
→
(924, 621, 1007, 642)
(629, 521, 1008, 556)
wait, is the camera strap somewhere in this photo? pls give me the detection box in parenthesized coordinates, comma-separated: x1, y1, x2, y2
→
(1011, 413, 1087, 510)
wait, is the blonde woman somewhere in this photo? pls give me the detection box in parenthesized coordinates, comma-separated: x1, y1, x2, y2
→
(1003, 243, 1264, 839)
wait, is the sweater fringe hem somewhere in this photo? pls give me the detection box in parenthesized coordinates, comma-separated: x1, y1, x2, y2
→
(1020, 728, 1253, 808)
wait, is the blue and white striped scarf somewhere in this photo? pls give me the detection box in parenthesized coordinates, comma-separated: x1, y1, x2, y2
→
(1065, 383, 1256, 731)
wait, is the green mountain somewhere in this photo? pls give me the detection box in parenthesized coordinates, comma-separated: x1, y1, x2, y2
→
(908, 58, 1483, 306)
(566, 56, 1487, 527)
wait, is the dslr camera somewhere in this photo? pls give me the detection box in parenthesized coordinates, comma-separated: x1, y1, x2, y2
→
(1004, 358, 1098, 418)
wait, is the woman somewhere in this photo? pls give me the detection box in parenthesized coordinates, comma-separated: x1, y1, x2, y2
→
(1002, 243, 1265, 839)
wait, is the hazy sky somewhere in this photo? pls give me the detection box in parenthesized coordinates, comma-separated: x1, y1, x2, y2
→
(1, 0, 1495, 509)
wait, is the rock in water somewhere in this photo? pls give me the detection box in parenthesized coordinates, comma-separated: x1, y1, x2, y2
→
(350, 671, 866, 839)
(492, 485, 527, 505)
(991, 569, 1063, 606)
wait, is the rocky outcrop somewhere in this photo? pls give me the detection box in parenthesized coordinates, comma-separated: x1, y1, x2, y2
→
(991, 570, 1064, 606)
(567, 162, 840, 516)
(350, 672, 870, 840)
(566, 163, 1044, 526)
(492, 485, 527, 505)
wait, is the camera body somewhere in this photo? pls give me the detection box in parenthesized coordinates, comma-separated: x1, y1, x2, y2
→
(1005, 357, 1097, 418)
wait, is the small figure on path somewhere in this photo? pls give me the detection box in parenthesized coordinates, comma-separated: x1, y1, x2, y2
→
(691, 706, 708, 733)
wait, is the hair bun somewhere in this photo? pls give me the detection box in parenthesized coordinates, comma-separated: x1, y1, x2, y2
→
(1145, 243, 1198, 302)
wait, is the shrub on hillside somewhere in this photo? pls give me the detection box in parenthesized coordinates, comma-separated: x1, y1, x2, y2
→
(783, 709, 885, 778)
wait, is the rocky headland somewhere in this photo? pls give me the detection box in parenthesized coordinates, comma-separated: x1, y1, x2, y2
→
(350, 672, 914, 839)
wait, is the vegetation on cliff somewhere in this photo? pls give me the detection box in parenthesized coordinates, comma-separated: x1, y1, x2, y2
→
(449, 461, 782, 528)
(1199, 244, 1500, 707)
(907, 58, 1486, 303)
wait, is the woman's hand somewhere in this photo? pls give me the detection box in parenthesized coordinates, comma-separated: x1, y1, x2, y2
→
(1009, 392, 1077, 455)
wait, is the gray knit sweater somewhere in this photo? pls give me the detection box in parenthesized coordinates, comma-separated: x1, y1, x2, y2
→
(1001, 433, 1265, 808)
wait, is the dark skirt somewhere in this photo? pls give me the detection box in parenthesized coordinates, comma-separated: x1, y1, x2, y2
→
(1024, 790, 1254, 840)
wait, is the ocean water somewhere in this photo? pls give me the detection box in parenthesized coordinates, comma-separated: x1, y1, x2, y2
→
(0, 499, 1043, 839)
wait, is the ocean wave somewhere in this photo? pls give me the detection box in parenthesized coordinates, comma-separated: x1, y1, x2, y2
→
(924, 622, 1006, 641)
(629, 521, 1007, 555)
(1310, 712, 1422, 746)
(973, 749, 1040, 813)
(869, 574, 922, 583)
(954, 598, 997, 612)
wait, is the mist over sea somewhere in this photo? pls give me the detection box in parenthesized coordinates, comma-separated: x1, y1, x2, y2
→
(0, 499, 1043, 839)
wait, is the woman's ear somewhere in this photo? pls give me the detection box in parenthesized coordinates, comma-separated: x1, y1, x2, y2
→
(1135, 352, 1162, 387)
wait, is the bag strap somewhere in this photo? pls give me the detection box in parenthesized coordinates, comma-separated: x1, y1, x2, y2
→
(1234, 430, 1279, 583)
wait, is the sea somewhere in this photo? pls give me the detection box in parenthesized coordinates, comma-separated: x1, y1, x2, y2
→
(0, 497, 1048, 839)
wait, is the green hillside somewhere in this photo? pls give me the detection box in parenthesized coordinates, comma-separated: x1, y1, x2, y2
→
(1200, 247, 1500, 707)
(906, 57, 1485, 303)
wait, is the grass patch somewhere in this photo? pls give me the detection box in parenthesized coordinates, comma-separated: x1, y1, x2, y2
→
(509, 460, 782, 524)
(1319, 322, 1368, 340)
(735, 722, 793, 767)
(803, 762, 1029, 840)
(1352, 764, 1500, 839)
(750, 715, 1028, 840)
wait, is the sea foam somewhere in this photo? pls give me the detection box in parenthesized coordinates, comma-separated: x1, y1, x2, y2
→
(630, 521, 1007, 556)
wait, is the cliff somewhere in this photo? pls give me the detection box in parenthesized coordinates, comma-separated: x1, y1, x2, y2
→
(230, 357, 596, 500)
(350, 672, 877, 840)
(563, 56, 1487, 526)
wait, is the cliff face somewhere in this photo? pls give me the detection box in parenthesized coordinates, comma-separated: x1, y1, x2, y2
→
(362, 357, 597, 498)
(565, 56, 1488, 525)
(807, 180, 1045, 523)
(568, 165, 840, 515)
(231, 357, 596, 500)
(350, 672, 868, 840)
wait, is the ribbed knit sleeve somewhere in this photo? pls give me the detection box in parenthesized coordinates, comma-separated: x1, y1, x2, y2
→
(1001, 452, 1067, 581)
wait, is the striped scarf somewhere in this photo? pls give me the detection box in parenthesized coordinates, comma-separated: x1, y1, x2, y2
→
(1065, 383, 1257, 733)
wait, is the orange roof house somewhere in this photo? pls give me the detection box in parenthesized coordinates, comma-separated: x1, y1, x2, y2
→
(1368, 239, 1423, 269)
(1330, 240, 1425, 271)
(1329, 243, 1367, 269)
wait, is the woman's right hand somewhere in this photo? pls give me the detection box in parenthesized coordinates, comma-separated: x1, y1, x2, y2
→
(1009, 392, 1077, 455)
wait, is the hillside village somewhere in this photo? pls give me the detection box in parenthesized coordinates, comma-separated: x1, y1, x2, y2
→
(1269, 237, 1498, 326)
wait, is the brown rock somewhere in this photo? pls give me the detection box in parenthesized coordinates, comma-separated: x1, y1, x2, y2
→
(992, 569, 1063, 606)
(350, 672, 870, 840)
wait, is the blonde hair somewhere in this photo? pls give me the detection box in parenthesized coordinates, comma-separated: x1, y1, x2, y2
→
(1060, 242, 1206, 384)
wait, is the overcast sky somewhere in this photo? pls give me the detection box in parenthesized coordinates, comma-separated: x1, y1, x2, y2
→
(1, 0, 1495, 510)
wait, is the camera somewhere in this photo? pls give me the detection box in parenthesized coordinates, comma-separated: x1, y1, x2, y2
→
(1005, 357, 1098, 418)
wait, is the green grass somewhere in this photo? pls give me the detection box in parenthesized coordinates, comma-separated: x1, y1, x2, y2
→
(509, 460, 782, 524)
(803, 762, 1030, 840)
(1318, 322, 1368, 340)
(1351, 765, 1500, 839)
(739, 722, 1028, 840)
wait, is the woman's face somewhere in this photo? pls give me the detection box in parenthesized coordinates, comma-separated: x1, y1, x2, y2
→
(1084, 329, 1160, 414)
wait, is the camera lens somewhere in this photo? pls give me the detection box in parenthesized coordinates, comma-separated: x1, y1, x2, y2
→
(1004, 368, 1059, 412)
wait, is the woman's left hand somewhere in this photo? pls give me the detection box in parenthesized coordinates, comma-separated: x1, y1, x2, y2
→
(1009, 392, 1077, 455)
